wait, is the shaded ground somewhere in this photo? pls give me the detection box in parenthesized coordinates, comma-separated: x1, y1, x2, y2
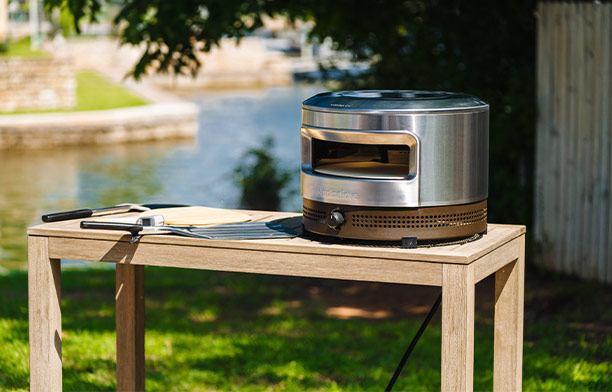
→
(0, 264, 610, 391)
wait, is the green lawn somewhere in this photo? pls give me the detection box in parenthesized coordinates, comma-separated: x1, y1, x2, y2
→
(0, 265, 610, 391)
(73, 71, 147, 111)
(0, 37, 146, 112)
(0, 70, 147, 115)
(0, 37, 50, 59)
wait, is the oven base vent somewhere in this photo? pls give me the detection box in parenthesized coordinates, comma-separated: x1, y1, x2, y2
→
(303, 199, 487, 241)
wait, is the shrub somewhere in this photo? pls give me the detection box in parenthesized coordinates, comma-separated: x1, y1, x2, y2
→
(234, 137, 294, 211)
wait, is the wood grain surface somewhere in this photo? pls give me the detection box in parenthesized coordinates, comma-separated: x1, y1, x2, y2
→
(494, 236, 525, 392)
(441, 263, 475, 392)
(28, 236, 62, 392)
(116, 264, 145, 392)
(94, 206, 252, 226)
(46, 236, 443, 286)
(28, 210, 525, 265)
(27, 208, 526, 392)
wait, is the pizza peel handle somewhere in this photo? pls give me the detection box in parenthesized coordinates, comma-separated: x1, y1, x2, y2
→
(42, 204, 135, 222)
(42, 209, 93, 222)
(41, 203, 188, 223)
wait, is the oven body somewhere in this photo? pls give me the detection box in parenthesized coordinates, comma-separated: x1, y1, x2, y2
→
(300, 90, 489, 241)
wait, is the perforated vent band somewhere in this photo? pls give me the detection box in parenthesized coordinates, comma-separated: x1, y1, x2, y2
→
(302, 199, 487, 241)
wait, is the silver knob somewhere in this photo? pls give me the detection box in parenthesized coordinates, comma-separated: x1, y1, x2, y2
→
(327, 210, 345, 229)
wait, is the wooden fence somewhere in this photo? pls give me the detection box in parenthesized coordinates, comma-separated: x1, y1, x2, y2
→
(535, 2, 611, 283)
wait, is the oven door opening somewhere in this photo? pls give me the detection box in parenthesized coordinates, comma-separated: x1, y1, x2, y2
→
(311, 138, 416, 180)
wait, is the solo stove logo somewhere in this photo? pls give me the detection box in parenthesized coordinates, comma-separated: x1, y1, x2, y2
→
(318, 187, 359, 200)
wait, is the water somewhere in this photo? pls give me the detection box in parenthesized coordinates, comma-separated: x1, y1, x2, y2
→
(0, 84, 324, 270)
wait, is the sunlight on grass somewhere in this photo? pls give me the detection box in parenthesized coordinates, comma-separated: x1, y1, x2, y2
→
(0, 37, 50, 59)
(0, 268, 610, 390)
(0, 71, 147, 115)
(0, 319, 29, 387)
(74, 71, 147, 111)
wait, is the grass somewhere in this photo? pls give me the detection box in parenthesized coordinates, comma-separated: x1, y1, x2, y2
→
(0, 37, 146, 113)
(73, 71, 147, 111)
(0, 264, 610, 391)
(0, 71, 147, 115)
(0, 37, 50, 59)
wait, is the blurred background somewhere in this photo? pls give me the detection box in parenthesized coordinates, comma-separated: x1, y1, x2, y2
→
(0, 0, 610, 390)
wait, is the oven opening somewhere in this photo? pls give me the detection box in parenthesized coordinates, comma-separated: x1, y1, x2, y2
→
(312, 139, 415, 180)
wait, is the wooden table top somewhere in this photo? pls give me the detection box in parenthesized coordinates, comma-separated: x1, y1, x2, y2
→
(28, 209, 525, 265)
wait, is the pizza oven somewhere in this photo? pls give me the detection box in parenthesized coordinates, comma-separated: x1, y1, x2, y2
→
(300, 90, 489, 242)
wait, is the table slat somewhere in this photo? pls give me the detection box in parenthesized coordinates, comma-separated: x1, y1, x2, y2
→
(47, 236, 443, 286)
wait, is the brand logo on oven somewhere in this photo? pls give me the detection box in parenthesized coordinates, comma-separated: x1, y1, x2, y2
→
(318, 187, 359, 200)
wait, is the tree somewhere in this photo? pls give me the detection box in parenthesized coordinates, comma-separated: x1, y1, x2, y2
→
(49, 0, 536, 225)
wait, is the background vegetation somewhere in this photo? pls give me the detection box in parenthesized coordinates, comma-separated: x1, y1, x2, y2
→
(47, 0, 536, 226)
(234, 137, 295, 211)
(4, 2, 605, 391)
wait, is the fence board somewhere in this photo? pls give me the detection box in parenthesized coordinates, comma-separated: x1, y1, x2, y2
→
(535, 2, 612, 283)
(605, 6, 612, 283)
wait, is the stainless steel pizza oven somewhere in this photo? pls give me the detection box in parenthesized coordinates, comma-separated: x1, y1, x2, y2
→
(300, 90, 489, 241)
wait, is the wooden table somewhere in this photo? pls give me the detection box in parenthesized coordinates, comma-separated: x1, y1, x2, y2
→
(27, 210, 525, 391)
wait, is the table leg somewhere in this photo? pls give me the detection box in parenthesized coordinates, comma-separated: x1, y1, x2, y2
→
(441, 263, 475, 392)
(116, 264, 145, 391)
(28, 236, 62, 391)
(493, 235, 525, 392)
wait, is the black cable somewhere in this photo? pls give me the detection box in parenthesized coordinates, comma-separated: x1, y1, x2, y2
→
(385, 292, 442, 392)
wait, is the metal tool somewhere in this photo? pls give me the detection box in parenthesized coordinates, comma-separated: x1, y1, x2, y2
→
(42, 203, 188, 223)
(80, 215, 298, 243)
(183, 222, 298, 239)
(80, 219, 212, 244)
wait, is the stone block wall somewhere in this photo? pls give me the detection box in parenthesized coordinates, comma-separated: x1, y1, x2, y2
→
(0, 102, 198, 149)
(0, 58, 75, 112)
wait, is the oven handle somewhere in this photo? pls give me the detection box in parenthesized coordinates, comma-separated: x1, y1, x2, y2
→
(301, 126, 419, 146)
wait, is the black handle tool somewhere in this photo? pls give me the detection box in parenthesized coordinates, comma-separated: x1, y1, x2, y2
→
(42, 203, 187, 223)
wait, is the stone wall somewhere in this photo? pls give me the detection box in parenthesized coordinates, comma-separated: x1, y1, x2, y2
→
(0, 57, 75, 112)
(0, 102, 198, 149)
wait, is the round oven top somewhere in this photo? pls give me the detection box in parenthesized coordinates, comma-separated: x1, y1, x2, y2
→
(302, 90, 488, 114)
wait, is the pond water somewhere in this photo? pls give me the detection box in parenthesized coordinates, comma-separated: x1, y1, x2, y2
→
(0, 84, 324, 270)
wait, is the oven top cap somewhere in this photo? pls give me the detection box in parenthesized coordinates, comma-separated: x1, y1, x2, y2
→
(302, 90, 488, 114)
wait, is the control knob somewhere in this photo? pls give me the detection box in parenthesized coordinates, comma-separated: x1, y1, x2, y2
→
(327, 209, 345, 229)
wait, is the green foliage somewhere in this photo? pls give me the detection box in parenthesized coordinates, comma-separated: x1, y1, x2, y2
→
(45, 0, 537, 226)
(307, 0, 536, 225)
(45, 0, 278, 78)
(1, 267, 611, 390)
(57, 5, 77, 36)
(234, 137, 294, 211)
(44, 0, 101, 34)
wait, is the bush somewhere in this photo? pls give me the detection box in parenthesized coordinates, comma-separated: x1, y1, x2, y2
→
(234, 137, 294, 211)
